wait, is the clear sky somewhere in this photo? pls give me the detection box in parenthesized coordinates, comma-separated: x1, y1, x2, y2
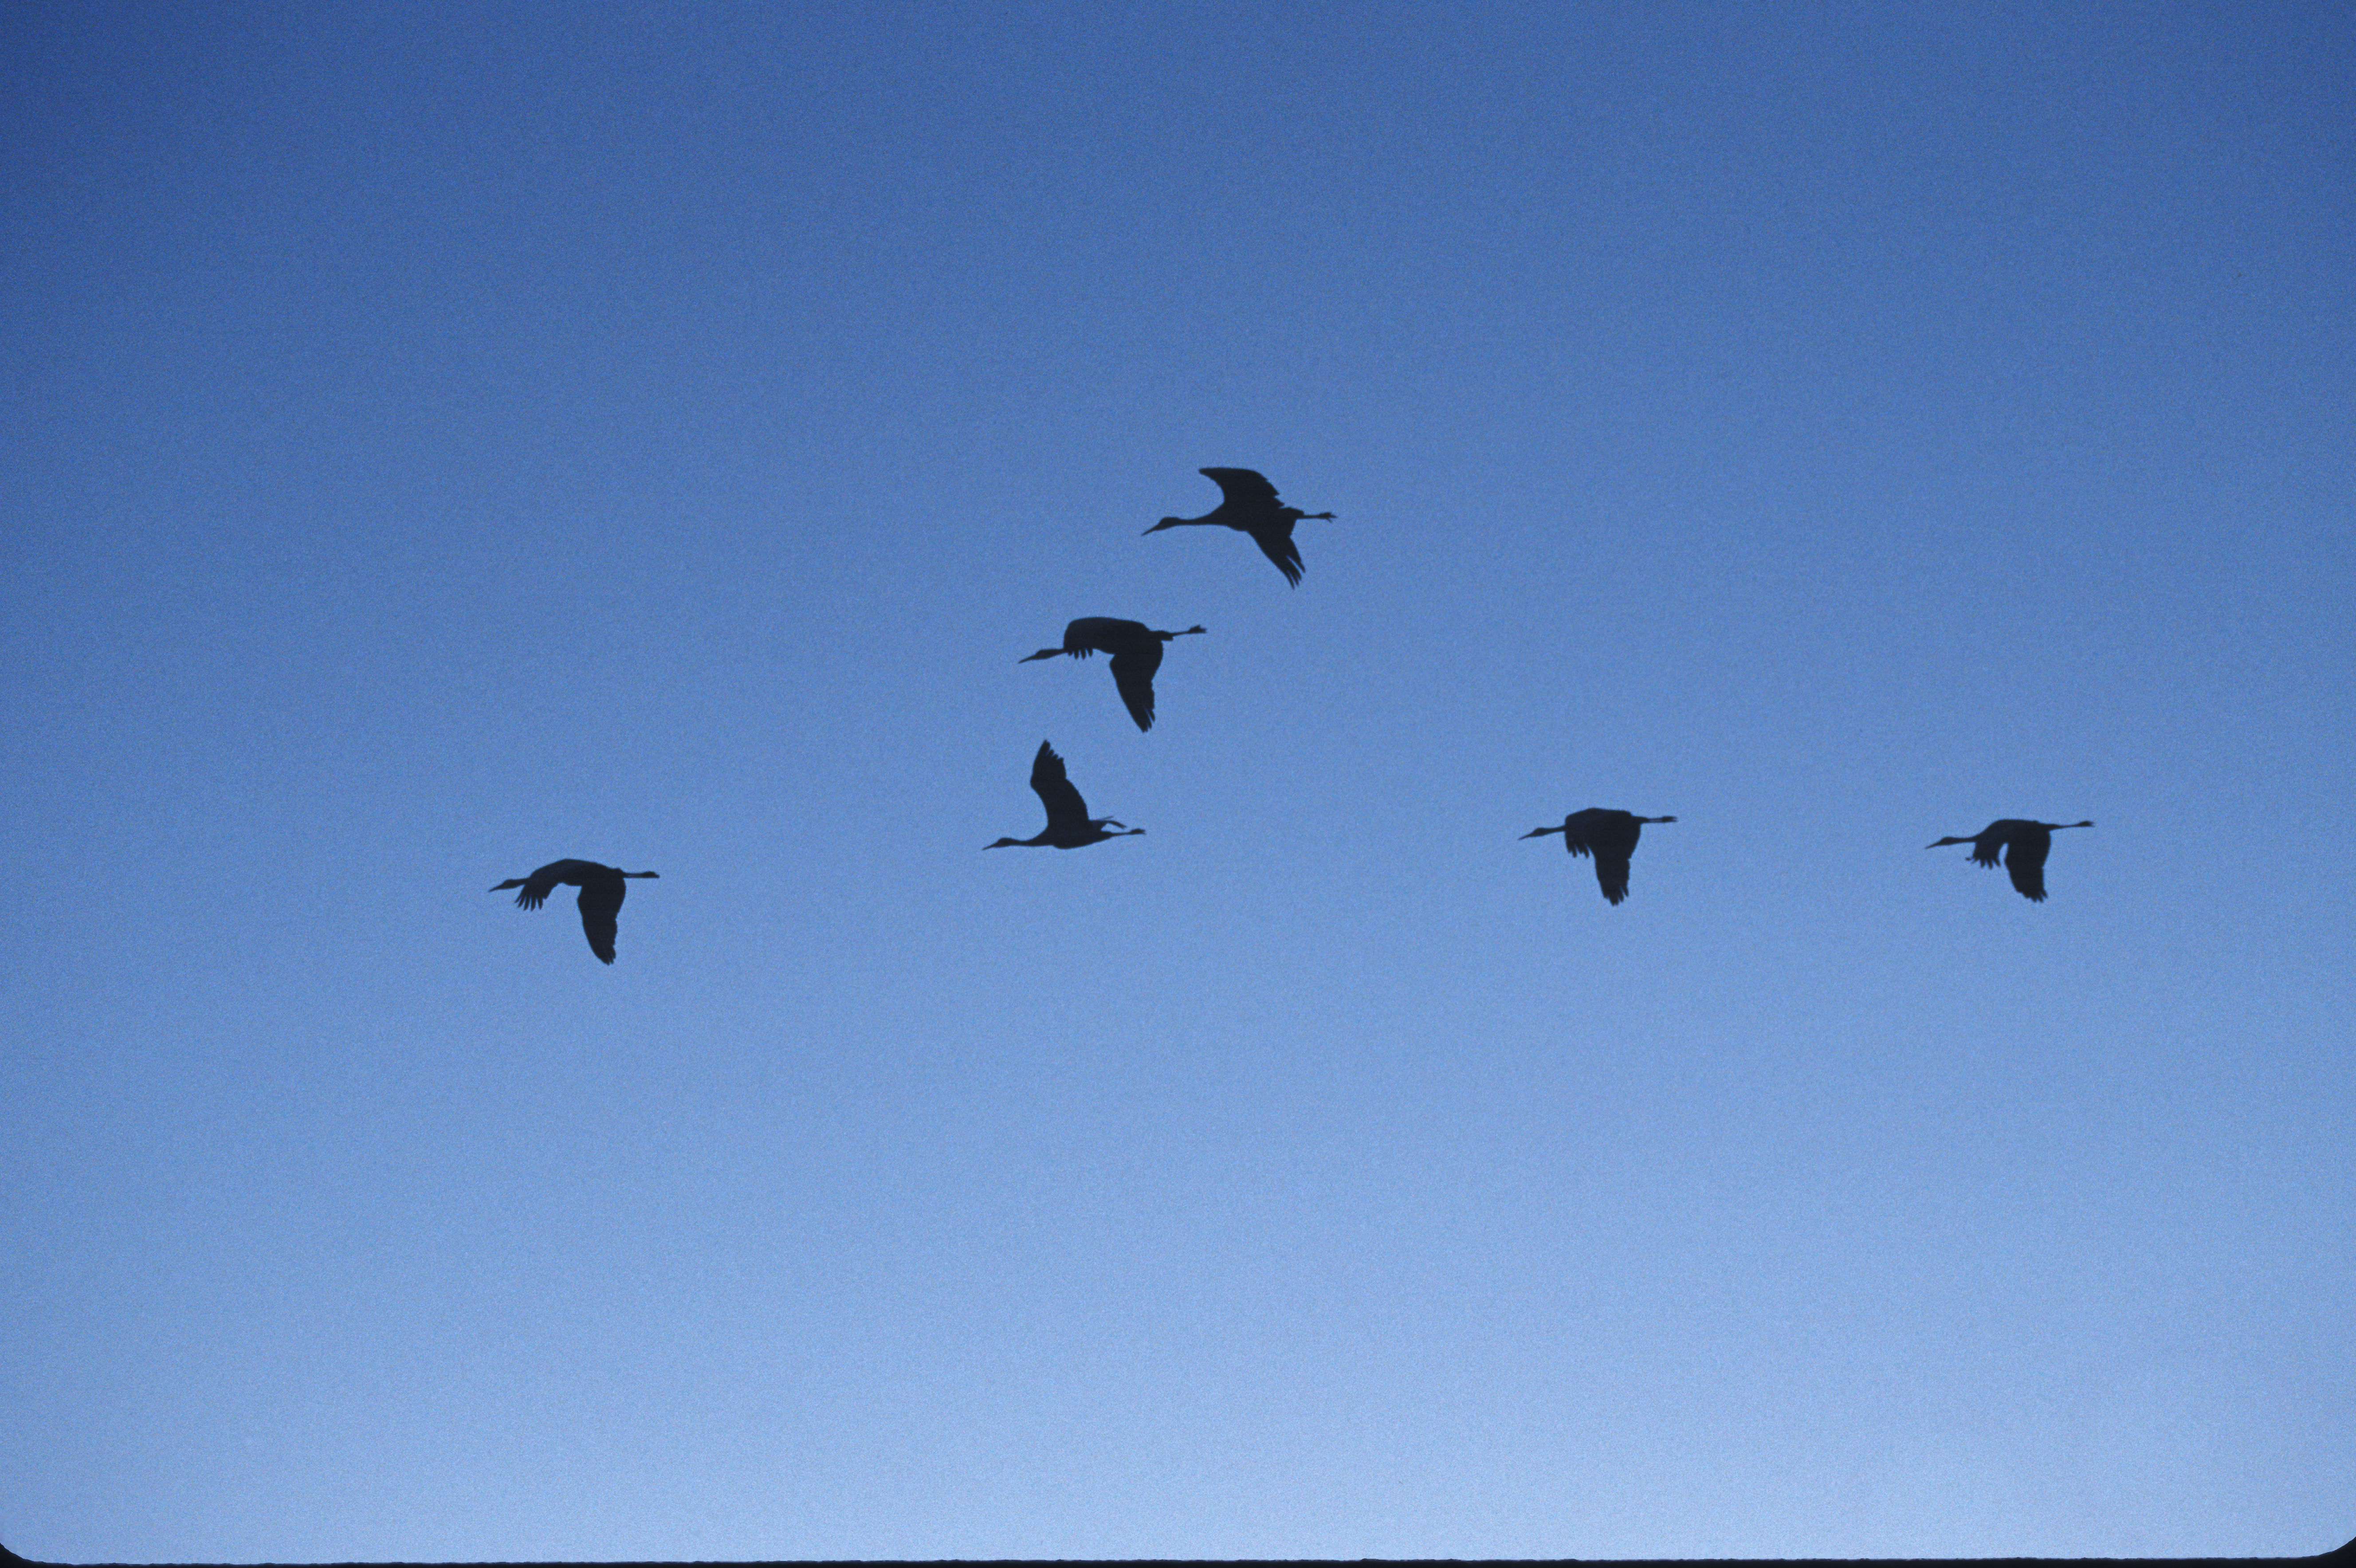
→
(4, 3, 2351, 1561)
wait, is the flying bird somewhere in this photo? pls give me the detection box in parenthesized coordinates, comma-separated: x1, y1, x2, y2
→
(988, 741, 1144, 849)
(1927, 819, 2093, 902)
(1143, 467, 1336, 586)
(1523, 809, 1677, 905)
(1021, 617, 1205, 732)
(490, 859, 660, 963)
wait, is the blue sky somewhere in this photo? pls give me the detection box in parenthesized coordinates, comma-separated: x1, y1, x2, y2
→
(4, 2, 2351, 1560)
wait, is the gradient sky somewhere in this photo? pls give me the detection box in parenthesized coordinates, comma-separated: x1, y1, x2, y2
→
(4, 3, 2352, 1562)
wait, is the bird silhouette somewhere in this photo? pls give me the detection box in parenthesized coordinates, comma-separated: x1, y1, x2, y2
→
(1927, 819, 2093, 902)
(490, 859, 660, 963)
(987, 741, 1144, 849)
(1020, 617, 1205, 732)
(1523, 809, 1676, 905)
(1143, 467, 1336, 586)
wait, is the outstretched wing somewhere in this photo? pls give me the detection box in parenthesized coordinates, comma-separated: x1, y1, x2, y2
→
(1030, 741, 1091, 833)
(575, 876, 625, 963)
(1247, 523, 1305, 586)
(515, 858, 597, 909)
(1971, 821, 2028, 869)
(1106, 645, 1164, 731)
(2003, 831, 2052, 902)
(1557, 810, 1600, 860)
(1563, 810, 1643, 904)
(1590, 853, 1634, 905)
(1200, 467, 1280, 505)
(1062, 617, 1137, 657)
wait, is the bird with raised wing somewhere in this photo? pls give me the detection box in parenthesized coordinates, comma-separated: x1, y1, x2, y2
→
(1927, 819, 2093, 902)
(1020, 617, 1205, 732)
(490, 859, 660, 963)
(988, 741, 1144, 849)
(1143, 467, 1336, 586)
(1523, 809, 1677, 905)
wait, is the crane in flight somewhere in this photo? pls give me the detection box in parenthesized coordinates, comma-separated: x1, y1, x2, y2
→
(1523, 809, 1676, 905)
(1143, 467, 1336, 586)
(988, 741, 1144, 849)
(490, 860, 660, 964)
(1021, 617, 1205, 732)
(1927, 819, 2093, 902)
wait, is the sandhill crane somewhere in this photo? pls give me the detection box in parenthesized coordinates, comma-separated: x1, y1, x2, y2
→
(1021, 617, 1205, 732)
(1143, 467, 1336, 586)
(1523, 809, 1676, 905)
(490, 860, 660, 963)
(1927, 819, 2093, 902)
(988, 741, 1144, 849)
